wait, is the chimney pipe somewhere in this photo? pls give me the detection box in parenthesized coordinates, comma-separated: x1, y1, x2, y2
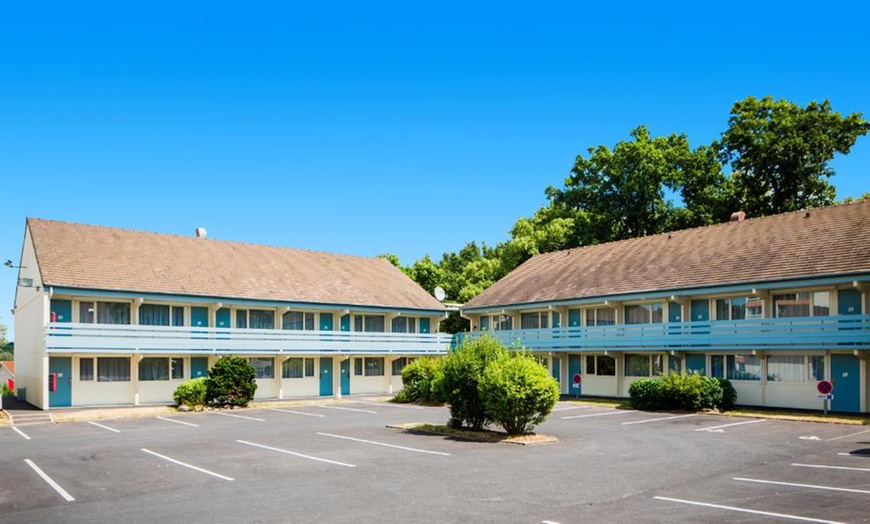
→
(195, 227, 207, 238)
(730, 211, 746, 223)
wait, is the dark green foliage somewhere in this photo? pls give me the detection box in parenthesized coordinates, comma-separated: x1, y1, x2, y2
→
(716, 378, 737, 412)
(479, 352, 560, 435)
(395, 357, 443, 404)
(434, 336, 508, 430)
(173, 377, 208, 408)
(628, 379, 664, 410)
(628, 372, 732, 412)
(205, 356, 257, 407)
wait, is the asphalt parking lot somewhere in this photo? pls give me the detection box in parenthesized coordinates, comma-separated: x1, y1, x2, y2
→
(3, 400, 870, 523)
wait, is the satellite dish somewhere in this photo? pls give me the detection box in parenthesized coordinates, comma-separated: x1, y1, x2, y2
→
(434, 286, 446, 302)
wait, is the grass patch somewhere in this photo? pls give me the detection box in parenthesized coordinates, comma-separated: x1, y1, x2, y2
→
(393, 422, 556, 444)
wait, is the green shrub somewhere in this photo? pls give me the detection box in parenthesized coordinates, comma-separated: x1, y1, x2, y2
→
(1, 383, 14, 397)
(434, 335, 508, 430)
(716, 378, 737, 411)
(628, 378, 664, 410)
(395, 357, 443, 404)
(479, 352, 560, 435)
(206, 356, 258, 407)
(173, 377, 208, 408)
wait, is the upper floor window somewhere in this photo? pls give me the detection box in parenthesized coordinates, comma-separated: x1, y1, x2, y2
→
(237, 309, 275, 329)
(773, 292, 830, 318)
(520, 312, 549, 330)
(79, 301, 131, 325)
(139, 304, 185, 326)
(354, 315, 385, 333)
(283, 311, 315, 331)
(715, 296, 761, 320)
(585, 308, 616, 326)
(624, 303, 663, 325)
(480, 314, 513, 331)
(391, 317, 417, 333)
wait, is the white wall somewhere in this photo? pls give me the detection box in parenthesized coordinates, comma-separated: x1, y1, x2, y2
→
(281, 377, 319, 397)
(12, 225, 48, 409)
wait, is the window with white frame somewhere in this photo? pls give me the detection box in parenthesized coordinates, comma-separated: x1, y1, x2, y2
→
(249, 310, 275, 329)
(97, 357, 130, 382)
(481, 314, 513, 331)
(139, 304, 185, 326)
(714, 296, 761, 321)
(391, 317, 417, 333)
(520, 312, 549, 330)
(283, 311, 315, 331)
(585, 355, 615, 376)
(809, 356, 825, 381)
(624, 303, 664, 324)
(391, 357, 415, 376)
(766, 355, 806, 382)
(726, 354, 761, 381)
(585, 308, 616, 326)
(139, 358, 169, 381)
(773, 291, 831, 318)
(80, 358, 94, 381)
(354, 315, 385, 332)
(282, 357, 315, 379)
(624, 354, 664, 377)
(79, 301, 131, 325)
(249, 357, 275, 379)
(354, 357, 385, 376)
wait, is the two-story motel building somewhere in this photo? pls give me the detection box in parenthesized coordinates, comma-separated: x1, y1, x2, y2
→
(461, 201, 870, 413)
(13, 219, 449, 410)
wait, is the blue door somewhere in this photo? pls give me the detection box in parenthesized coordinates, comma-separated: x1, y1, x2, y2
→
(551, 312, 560, 328)
(50, 299, 72, 323)
(838, 289, 862, 315)
(552, 357, 561, 388)
(568, 354, 582, 395)
(340, 314, 351, 332)
(215, 308, 230, 328)
(320, 313, 334, 331)
(49, 357, 72, 407)
(685, 354, 706, 375)
(319, 357, 333, 396)
(340, 359, 351, 395)
(420, 318, 430, 334)
(668, 302, 682, 322)
(831, 354, 861, 413)
(568, 310, 581, 327)
(690, 300, 709, 322)
(191, 307, 209, 327)
(191, 357, 209, 379)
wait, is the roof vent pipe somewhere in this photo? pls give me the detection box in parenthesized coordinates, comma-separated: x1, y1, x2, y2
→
(195, 227, 207, 238)
(730, 211, 746, 222)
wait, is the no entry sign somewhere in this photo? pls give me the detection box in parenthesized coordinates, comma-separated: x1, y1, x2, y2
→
(817, 380, 833, 395)
(573, 373, 582, 385)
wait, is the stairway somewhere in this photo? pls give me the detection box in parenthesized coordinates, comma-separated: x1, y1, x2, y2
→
(8, 411, 54, 426)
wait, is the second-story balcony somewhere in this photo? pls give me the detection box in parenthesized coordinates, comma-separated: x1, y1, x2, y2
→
(457, 315, 870, 352)
(46, 323, 453, 355)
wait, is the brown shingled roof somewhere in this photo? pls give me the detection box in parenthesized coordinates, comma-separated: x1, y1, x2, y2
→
(1, 361, 13, 375)
(28, 219, 446, 311)
(464, 201, 870, 310)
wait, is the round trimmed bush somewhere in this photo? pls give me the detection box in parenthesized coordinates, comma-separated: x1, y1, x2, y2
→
(206, 356, 258, 407)
(395, 357, 443, 404)
(628, 378, 664, 410)
(479, 352, 560, 435)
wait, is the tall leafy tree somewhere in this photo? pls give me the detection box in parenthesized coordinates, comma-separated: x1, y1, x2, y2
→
(717, 96, 869, 216)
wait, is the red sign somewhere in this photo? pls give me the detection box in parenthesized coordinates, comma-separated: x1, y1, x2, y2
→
(817, 380, 833, 395)
(573, 373, 582, 385)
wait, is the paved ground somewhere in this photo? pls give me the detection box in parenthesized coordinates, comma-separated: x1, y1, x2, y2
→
(2, 400, 870, 523)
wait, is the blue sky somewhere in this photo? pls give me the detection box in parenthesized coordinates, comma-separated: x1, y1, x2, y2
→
(2, 1, 869, 339)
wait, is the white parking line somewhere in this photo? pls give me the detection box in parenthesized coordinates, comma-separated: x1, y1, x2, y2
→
(827, 428, 870, 442)
(352, 401, 424, 410)
(654, 496, 843, 524)
(157, 416, 199, 427)
(552, 406, 591, 412)
(317, 432, 450, 456)
(88, 421, 121, 433)
(269, 408, 326, 418)
(733, 477, 870, 495)
(622, 414, 697, 426)
(141, 448, 235, 481)
(695, 419, 765, 432)
(838, 452, 870, 457)
(562, 410, 637, 420)
(792, 463, 870, 473)
(24, 459, 75, 502)
(212, 411, 266, 422)
(236, 439, 356, 468)
(12, 426, 31, 440)
(318, 405, 378, 414)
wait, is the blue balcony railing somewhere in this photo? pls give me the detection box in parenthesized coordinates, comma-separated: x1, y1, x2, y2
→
(454, 314, 870, 352)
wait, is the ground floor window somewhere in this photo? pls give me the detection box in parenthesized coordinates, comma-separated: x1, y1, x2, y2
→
(586, 355, 615, 376)
(80, 358, 94, 381)
(98, 357, 131, 382)
(250, 357, 275, 379)
(809, 355, 825, 381)
(766, 355, 804, 382)
(725, 354, 761, 381)
(624, 354, 664, 377)
(139, 357, 169, 381)
(391, 357, 415, 376)
(354, 357, 385, 376)
(282, 357, 315, 378)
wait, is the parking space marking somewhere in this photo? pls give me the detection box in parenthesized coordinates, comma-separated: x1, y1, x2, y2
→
(269, 408, 326, 418)
(352, 401, 424, 410)
(792, 463, 870, 473)
(156, 416, 199, 427)
(826, 428, 870, 442)
(212, 411, 266, 422)
(317, 432, 450, 456)
(562, 410, 637, 420)
(653, 496, 843, 524)
(733, 477, 870, 495)
(141, 448, 235, 481)
(12, 426, 32, 440)
(236, 439, 356, 468)
(24, 459, 75, 502)
(318, 405, 378, 414)
(695, 419, 765, 432)
(622, 414, 697, 426)
(552, 406, 591, 412)
(88, 421, 121, 433)
(838, 452, 870, 457)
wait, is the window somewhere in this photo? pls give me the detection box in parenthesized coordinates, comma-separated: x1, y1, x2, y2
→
(250, 357, 274, 379)
(585, 355, 596, 375)
(715, 296, 760, 321)
(624, 354, 664, 377)
(520, 312, 549, 330)
(139, 357, 170, 381)
(774, 292, 831, 318)
(534, 356, 548, 367)
(809, 356, 825, 381)
(97, 357, 130, 382)
(354, 315, 385, 332)
(624, 304, 664, 324)
(80, 358, 94, 381)
(236, 309, 248, 329)
(391, 357, 415, 376)
(391, 317, 417, 333)
(283, 311, 316, 331)
(171, 358, 184, 379)
(710, 355, 724, 378)
(249, 310, 275, 330)
(767, 356, 804, 382)
(490, 314, 513, 331)
(140, 304, 170, 326)
(282, 358, 315, 379)
(354, 357, 384, 376)
(596, 356, 616, 376)
(79, 301, 131, 324)
(726, 354, 761, 381)
(585, 308, 616, 326)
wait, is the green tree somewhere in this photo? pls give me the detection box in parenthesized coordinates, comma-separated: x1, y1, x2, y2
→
(479, 352, 560, 435)
(717, 96, 869, 216)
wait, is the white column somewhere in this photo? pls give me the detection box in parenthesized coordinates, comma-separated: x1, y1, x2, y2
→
(132, 354, 141, 406)
(334, 357, 344, 399)
(276, 356, 283, 399)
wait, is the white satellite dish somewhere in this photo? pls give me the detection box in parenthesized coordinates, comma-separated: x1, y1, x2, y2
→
(434, 286, 446, 302)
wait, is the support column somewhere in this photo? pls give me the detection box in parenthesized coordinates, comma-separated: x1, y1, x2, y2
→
(276, 356, 284, 399)
(132, 354, 141, 406)
(387, 356, 396, 395)
(334, 356, 345, 399)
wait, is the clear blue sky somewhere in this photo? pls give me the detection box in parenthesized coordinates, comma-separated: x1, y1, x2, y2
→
(2, 1, 869, 339)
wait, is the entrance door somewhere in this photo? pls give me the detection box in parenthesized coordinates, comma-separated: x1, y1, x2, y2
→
(49, 357, 72, 407)
(50, 299, 72, 323)
(340, 359, 351, 395)
(191, 357, 209, 379)
(690, 300, 709, 322)
(191, 307, 209, 327)
(552, 357, 561, 385)
(831, 354, 861, 413)
(568, 354, 582, 395)
(319, 357, 333, 396)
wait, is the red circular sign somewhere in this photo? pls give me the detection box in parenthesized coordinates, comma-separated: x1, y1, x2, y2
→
(817, 380, 833, 395)
(573, 373, 582, 385)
